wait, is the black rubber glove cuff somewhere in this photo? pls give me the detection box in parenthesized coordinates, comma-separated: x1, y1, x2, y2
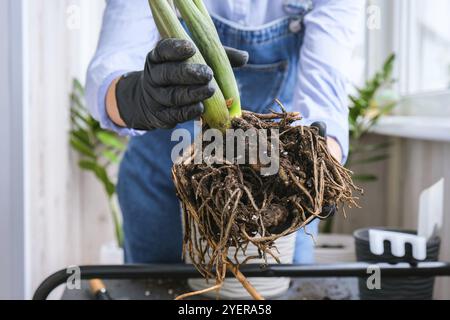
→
(116, 71, 153, 131)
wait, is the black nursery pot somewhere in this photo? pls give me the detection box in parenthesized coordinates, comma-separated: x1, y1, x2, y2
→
(354, 228, 441, 300)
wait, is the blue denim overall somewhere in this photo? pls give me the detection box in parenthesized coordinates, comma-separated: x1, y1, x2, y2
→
(117, 3, 319, 264)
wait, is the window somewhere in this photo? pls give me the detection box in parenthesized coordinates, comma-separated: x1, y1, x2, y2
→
(394, 0, 450, 95)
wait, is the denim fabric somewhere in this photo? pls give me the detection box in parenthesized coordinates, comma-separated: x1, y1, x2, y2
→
(118, 4, 319, 264)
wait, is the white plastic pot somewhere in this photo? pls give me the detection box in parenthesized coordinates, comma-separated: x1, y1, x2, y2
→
(314, 234, 355, 264)
(100, 241, 124, 265)
(187, 233, 297, 300)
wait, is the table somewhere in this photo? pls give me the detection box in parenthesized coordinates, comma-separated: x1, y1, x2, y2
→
(61, 278, 359, 300)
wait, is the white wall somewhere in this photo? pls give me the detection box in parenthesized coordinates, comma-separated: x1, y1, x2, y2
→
(24, 0, 111, 297)
(0, 0, 26, 299)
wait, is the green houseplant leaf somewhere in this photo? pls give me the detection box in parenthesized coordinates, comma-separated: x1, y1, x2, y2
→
(324, 54, 397, 233)
(96, 131, 127, 151)
(352, 174, 378, 182)
(70, 136, 96, 159)
(69, 79, 128, 248)
(79, 160, 116, 197)
(102, 150, 121, 165)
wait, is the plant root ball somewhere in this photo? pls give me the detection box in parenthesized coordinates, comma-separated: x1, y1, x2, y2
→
(261, 204, 289, 230)
(172, 110, 362, 282)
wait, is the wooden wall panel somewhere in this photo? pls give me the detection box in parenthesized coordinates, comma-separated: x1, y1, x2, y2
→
(25, 0, 108, 296)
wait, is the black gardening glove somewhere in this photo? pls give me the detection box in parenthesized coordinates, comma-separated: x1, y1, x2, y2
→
(310, 121, 337, 221)
(115, 38, 249, 130)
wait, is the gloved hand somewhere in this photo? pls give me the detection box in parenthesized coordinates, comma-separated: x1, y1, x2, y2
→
(115, 38, 249, 130)
(310, 121, 337, 221)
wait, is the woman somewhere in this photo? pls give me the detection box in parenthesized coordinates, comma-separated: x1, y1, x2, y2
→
(86, 0, 363, 263)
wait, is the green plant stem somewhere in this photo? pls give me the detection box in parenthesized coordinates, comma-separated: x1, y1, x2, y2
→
(148, 0, 232, 131)
(321, 218, 334, 234)
(109, 196, 124, 248)
(175, 0, 242, 118)
(70, 78, 125, 248)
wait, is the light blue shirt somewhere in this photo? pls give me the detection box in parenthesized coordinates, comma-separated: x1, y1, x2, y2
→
(86, 0, 364, 160)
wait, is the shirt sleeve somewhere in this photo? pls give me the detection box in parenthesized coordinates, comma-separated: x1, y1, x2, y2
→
(85, 0, 160, 136)
(293, 0, 364, 163)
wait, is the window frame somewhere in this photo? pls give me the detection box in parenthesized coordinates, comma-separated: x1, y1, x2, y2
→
(393, 0, 450, 97)
(364, 0, 450, 115)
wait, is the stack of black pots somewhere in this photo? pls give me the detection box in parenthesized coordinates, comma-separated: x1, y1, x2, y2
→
(354, 228, 440, 300)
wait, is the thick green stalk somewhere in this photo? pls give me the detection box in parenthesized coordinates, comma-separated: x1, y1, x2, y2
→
(109, 196, 124, 248)
(148, 0, 231, 131)
(174, 0, 242, 118)
(192, 0, 215, 28)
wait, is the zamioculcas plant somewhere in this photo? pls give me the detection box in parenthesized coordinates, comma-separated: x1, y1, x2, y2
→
(70, 79, 126, 248)
(148, 0, 361, 300)
(321, 54, 397, 234)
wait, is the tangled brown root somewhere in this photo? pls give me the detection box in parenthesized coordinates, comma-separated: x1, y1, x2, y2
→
(172, 110, 362, 289)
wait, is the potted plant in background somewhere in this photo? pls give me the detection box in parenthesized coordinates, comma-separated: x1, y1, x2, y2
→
(69, 79, 128, 264)
(315, 54, 398, 264)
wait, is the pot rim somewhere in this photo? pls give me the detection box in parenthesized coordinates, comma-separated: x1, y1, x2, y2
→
(353, 227, 440, 246)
